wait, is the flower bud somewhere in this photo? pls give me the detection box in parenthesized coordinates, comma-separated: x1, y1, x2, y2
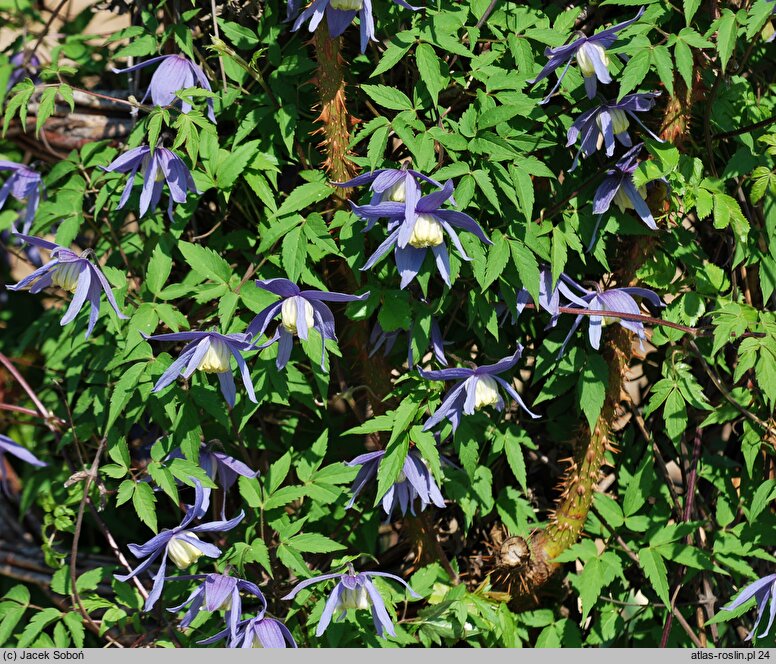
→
(167, 532, 205, 569)
(576, 42, 609, 78)
(474, 375, 500, 410)
(330, 0, 363, 8)
(336, 585, 371, 611)
(198, 337, 231, 374)
(51, 262, 83, 293)
(281, 297, 315, 335)
(408, 214, 445, 248)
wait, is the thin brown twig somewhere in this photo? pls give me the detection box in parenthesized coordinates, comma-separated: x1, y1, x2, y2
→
(69, 436, 123, 647)
(0, 353, 51, 420)
(29, 0, 71, 61)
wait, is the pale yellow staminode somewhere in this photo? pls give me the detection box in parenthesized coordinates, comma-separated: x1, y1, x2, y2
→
(167, 533, 205, 569)
(198, 338, 231, 374)
(596, 107, 629, 135)
(336, 585, 371, 611)
(51, 262, 83, 293)
(576, 42, 609, 78)
(613, 184, 647, 214)
(408, 214, 445, 248)
(330, 0, 363, 9)
(281, 298, 315, 335)
(474, 375, 500, 410)
(385, 179, 407, 202)
(595, 108, 630, 151)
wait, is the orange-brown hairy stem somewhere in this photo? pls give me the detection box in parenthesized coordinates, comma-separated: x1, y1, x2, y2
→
(501, 326, 632, 601)
(313, 29, 358, 194)
(500, 71, 695, 602)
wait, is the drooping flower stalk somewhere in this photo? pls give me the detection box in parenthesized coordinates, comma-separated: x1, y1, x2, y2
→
(313, 30, 358, 191)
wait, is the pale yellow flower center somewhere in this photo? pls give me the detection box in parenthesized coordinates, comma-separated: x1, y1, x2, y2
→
(474, 375, 500, 410)
(577, 42, 609, 78)
(198, 338, 231, 374)
(613, 184, 647, 213)
(281, 298, 315, 335)
(385, 180, 406, 202)
(51, 262, 82, 293)
(408, 214, 445, 249)
(167, 532, 204, 569)
(330, 0, 363, 9)
(336, 586, 370, 611)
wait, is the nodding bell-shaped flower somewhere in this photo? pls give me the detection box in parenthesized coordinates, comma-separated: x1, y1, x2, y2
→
(102, 146, 199, 221)
(516, 266, 592, 329)
(7, 234, 129, 339)
(0, 434, 46, 495)
(199, 612, 297, 648)
(0, 161, 44, 234)
(721, 573, 776, 641)
(557, 283, 665, 358)
(7, 51, 41, 91)
(168, 571, 267, 641)
(281, 566, 420, 638)
(345, 448, 445, 519)
(143, 329, 258, 408)
(112, 54, 215, 122)
(246, 278, 369, 372)
(350, 179, 491, 289)
(370, 315, 447, 368)
(567, 93, 661, 170)
(419, 348, 539, 432)
(114, 480, 244, 611)
(289, 0, 419, 54)
(592, 144, 658, 233)
(334, 167, 449, 232)
(529, 8, 644, 103)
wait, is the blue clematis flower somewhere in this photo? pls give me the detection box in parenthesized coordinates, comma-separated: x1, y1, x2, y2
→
(557, 284, 665, 358)
(289, 0, 419, 54)
(7, 52, 40, 91)
(345, 448, 445, 519)
(0, 161, 43, 234)
(516, 266, 591, 328)
(282, 566, 420, 638)
(113, 54, 215, 122)
(167, 442, 259, 518)
(350, 180, 491, 288)
(199, 613, 297, 648)
(721, 574, 776, 641)
(144, 329, 258, 408)
(8, 234, 129, 339)
(115, 480, 244, 611)
(530, 8, 644, 103)
(102, 146, 198, 221)
(370, 316, 447, 368)
(246, 278, 369, 371)
(0, 434, 46, 495)
(335, 167, 448, 232)
(592, 144, 658, 236)
(167, 571, 266, 640)
(567, 92, 661, 170)
(419, 349, 539, 432)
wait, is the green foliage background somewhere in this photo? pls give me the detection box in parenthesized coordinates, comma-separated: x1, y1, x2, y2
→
(0, 0, 775, 648)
